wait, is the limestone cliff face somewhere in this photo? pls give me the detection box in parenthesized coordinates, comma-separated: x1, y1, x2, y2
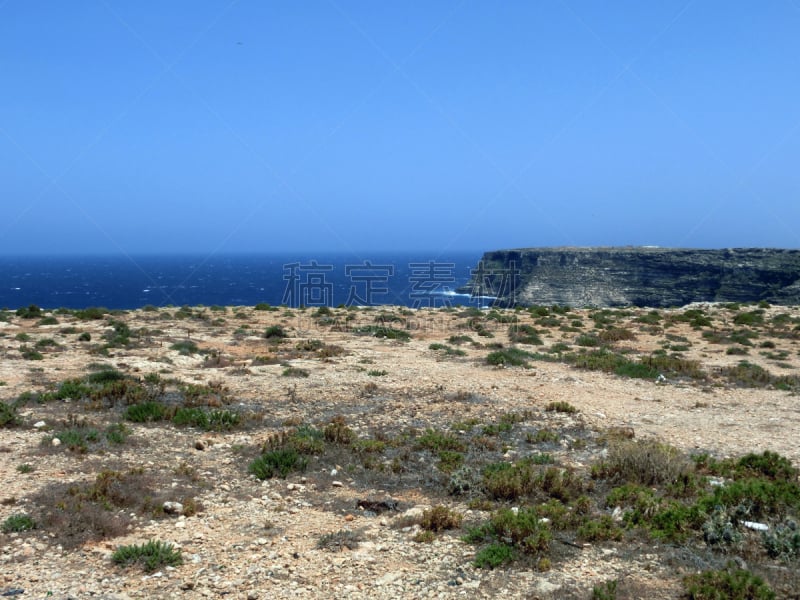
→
(461, 247, 800, 308)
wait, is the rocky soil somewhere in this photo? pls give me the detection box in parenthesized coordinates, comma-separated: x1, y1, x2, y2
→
(1, 302, 799, 599)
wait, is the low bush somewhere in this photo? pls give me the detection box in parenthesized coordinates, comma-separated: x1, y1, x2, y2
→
(465, 507, 552, 565)
(282, 367, 310, 378)
(415, 429, 467, 453)
(170, 340, 198, 355)
(2, 513, 36, 533)
(74, 307, 108, 320)
(597, 439, 692, 486)
(15, 304, 42, 319)
(172, 407, 241, 431)
(420, 505, 463, 531)
(682, 563, 775, 600)
(356, 325, 411, 341)
(472, 542, 516, 569)
(762, 519, 800, 560)
(545, 401, 577, 414)
(264, 325, 288, 339)
(248, 448, 308, 479)
(0, 401, 20, 427)
(112, 539, 182, 572)
(509, 324, 543, 345)
(323, 416, 356, 445)
(486, 347, 534, 367)
(124, 402, 166, 423)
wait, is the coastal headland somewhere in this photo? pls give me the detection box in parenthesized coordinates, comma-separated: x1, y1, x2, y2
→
(460, 247, 800, 308)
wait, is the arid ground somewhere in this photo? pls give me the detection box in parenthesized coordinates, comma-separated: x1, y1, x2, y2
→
(1, 302, 799, 599)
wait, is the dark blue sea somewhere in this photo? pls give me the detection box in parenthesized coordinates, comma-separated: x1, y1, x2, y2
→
(0, 253, 494, 310)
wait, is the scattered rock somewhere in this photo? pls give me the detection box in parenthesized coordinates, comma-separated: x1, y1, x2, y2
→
(163, 501, 184, 515)
(356, 498, 399, 515)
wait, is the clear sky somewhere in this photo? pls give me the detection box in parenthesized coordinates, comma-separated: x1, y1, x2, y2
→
(1, 1, 799, 255)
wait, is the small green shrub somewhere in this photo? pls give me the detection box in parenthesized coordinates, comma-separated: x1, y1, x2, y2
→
(413, 530, 436, 543)
(367, 369, 388, 377)
(16, 463, 34, 473)
(733, 310, 765, 326)
(170, 340, 198, 355)
(545, 401, 577, 414)
(482, 461, 537, 500)
(429, 343, 467, 356)
(735, 451, 798, 481)
(437, 450, 465, 473)
(486, 347, 534, 367)
(248, 449, 308, 479)
(112, 539, 182, 572)
(599, 328, 635, 343)
(420, 505, 463, 531)
(2, 513, 36, 533)
(577, 515, 623, 542)
(286, 425, 325, 455)
(592, 579, 618, 600)
(282, 367, 310, 378)
(576, 334, 601, 347)
(482, 507, 551, 555)
(323, 416, 356, 445)
(597, 439, 691, 486)
(105, 423, 131, 445)
(0, 401, 20, 426)
(527, 429, 559, 444)
(15, 304, 42, 319)
(509, 324, 543, 345)
(472, 542, 516, 569)
(264, 325, 288, 339)
(124, 402, 166, 423)
(415, 429, 467, 453)
(74, 307, 108, 320)
(19, 345, 44, 360)
(682, 563, 775, 600)
(357, 326, 411, 341)
(762, 519, 800, 560)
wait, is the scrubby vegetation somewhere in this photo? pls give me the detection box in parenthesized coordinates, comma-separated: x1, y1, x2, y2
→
(2, 302, 799, 596)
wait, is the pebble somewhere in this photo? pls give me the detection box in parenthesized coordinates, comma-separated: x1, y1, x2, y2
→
(51, 438, 61, 447)
(163, 501, 184, 515)
(331, 481, 343, 487)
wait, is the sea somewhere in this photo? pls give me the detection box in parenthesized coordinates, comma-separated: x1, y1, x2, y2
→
(0, 252, 497, 311)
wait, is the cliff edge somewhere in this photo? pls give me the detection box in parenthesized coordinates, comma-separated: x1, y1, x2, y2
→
(461, 247, 800, 308)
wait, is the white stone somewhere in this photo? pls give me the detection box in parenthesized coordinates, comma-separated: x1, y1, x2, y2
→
(163, 501, 184, 515)
(742, 521, 769, 531)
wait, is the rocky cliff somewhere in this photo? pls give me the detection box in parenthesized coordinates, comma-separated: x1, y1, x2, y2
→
(461, 247, 800, 308)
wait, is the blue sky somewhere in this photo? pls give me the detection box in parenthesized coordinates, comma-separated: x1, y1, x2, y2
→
(1, 1, 799, 255)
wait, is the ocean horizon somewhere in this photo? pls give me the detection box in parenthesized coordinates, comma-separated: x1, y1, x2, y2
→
(0, 252, 495, 311)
